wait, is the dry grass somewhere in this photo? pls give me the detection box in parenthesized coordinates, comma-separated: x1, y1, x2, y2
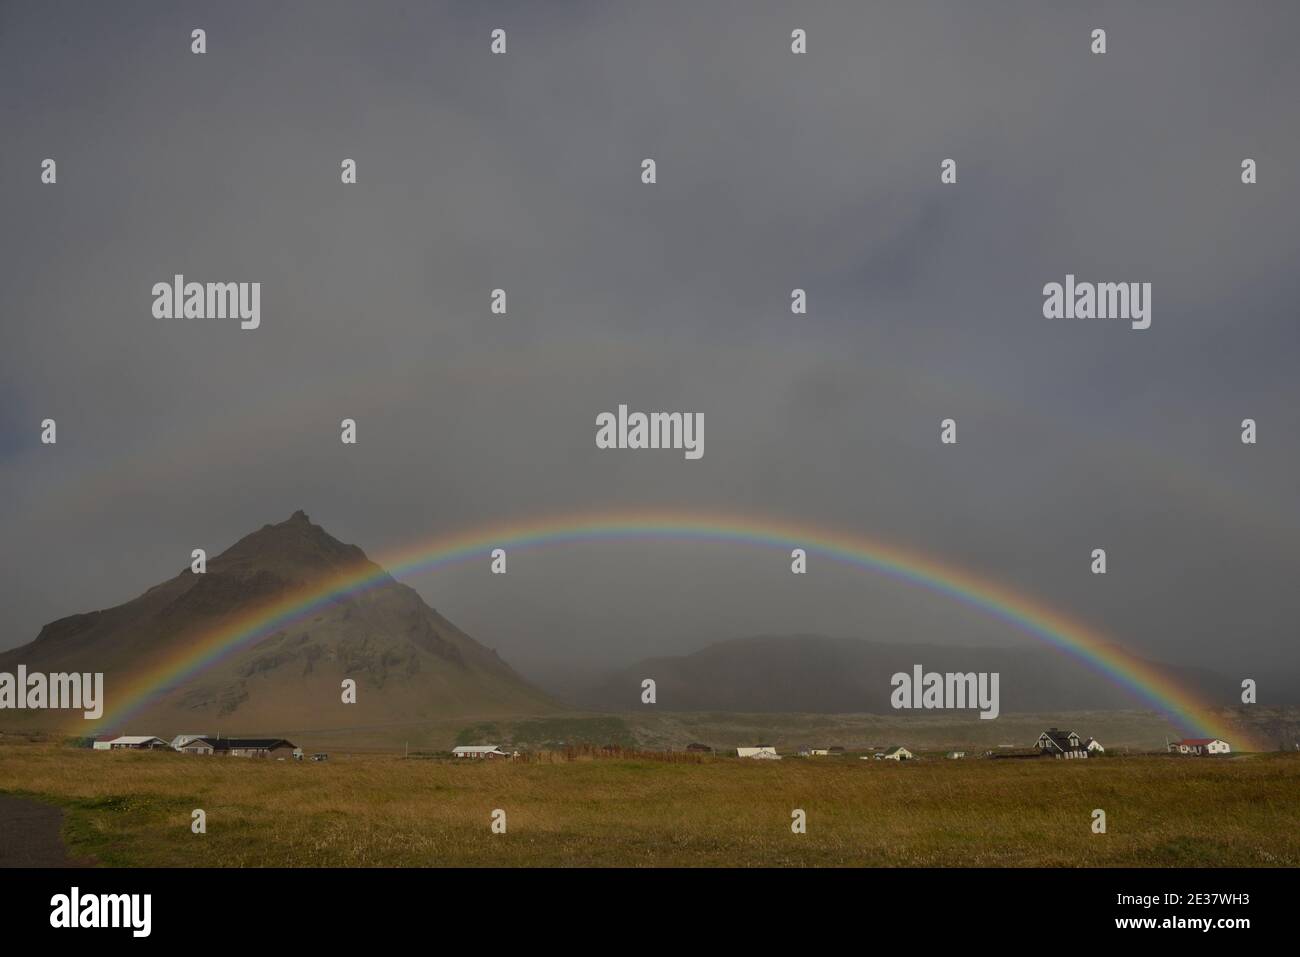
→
(2, 742, 1297, 867)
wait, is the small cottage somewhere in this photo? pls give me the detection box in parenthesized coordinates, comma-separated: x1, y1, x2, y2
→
(92, 735, 167, 751)
(451, 745, 508, 758)
(1168, 738, 1231, 756)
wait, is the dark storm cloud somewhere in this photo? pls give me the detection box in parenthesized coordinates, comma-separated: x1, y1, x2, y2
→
(1, 2, 1297, 688)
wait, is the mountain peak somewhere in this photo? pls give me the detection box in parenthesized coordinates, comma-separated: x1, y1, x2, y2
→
(0, 512, 555, 735)
(216, 511, 368, 584)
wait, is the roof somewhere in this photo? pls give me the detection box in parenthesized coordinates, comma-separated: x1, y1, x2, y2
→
(1039, 729, 1082, 750)
(188, 737, 295, 751)
(105, 735, 166, 745)
(452, 745, 505, 753)
(882, 746, 910, 755)
(1173, 738, 1222, 746)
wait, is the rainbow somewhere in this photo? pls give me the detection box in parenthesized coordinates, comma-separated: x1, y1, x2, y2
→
(84, 508, 1254, 748)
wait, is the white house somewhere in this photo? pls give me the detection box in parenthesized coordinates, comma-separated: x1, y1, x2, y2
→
(451, 745, 508, 759)
(880, 746, 913, 761)
(1083, 738, 1105, 754)
(170, 733, 209, 750)
(93, 735, 167, 751)
(948, 751, 966, 759)
(1169, 738, 1231, 756)
(737, 746, 781, 759)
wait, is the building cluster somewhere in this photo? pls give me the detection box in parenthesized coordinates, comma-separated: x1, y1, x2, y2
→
(92, 733, 314, 759)
(93, 729, 1236, 762)
(1167, 738, 1232, 755)
(732, 729, 1122, 762)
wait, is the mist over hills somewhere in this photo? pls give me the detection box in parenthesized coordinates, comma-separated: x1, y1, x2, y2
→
(563, 633, 1245, 715)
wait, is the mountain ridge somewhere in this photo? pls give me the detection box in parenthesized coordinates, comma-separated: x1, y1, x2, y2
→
(0, 511, 557, 734)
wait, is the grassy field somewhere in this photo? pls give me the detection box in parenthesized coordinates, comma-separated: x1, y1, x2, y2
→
(2, 741, 1299, 867)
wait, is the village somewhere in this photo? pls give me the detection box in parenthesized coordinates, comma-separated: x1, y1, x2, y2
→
(91, 734, 324, 761)
(85, 727, 1237, 761)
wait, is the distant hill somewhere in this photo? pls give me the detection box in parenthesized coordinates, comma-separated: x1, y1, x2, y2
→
(0, 511, 556, 735)
(567, 634, 1239, 714)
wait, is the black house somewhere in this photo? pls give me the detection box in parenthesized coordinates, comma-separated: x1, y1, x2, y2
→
(1034, 728, 1088, 759)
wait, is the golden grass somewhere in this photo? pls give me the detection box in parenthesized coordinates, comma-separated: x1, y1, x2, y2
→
(2, 743, 1297, 867)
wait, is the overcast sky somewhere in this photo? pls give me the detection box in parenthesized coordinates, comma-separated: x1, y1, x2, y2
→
(2, 1, 1297, 688)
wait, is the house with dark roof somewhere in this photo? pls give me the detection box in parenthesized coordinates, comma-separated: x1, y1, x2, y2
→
(178, 736, 297, 757)
(92, 735, 168, 751)
(1034, 728, 1089, 758)
(988, 747, 1041, 759)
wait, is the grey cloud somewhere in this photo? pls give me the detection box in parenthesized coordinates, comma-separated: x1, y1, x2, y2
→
(1, 1, 1296, 686)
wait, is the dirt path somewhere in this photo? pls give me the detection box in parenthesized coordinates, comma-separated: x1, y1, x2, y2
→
(0, 794, 94, 867)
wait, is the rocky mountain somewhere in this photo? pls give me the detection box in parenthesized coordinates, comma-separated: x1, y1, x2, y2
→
(0, 511, 556, 735)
